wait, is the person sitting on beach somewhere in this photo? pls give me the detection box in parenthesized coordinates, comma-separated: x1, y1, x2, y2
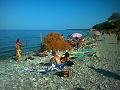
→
(61, 52, 74, 67)
(81, 38, 87, 48)
(50, 51, 61, 64)
(61, 34, 64, 39)
(60, 52, 70, 63)
(116, 31, 120, 44)
(15, 38, 22, 61)
(50, 51, 66, 71)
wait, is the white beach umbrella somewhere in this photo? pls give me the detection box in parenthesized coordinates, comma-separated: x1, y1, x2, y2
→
(71, 33, 82, 38)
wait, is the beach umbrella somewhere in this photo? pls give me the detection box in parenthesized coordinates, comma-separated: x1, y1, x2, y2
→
(71, 33, 82, 38)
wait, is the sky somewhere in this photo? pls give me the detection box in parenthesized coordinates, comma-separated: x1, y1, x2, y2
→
(0, 0, 120, 30)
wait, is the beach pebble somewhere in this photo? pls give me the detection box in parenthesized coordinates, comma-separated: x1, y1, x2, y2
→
(1, 35, 120, 90)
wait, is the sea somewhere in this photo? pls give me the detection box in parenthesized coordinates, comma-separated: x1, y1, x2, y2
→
(0, 29, 89, 59)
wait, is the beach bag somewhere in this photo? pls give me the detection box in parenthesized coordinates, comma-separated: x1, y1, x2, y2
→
(61, 68, 71, 78)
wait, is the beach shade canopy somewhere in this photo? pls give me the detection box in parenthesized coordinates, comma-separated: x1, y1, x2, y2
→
(71, 33, 82, 38)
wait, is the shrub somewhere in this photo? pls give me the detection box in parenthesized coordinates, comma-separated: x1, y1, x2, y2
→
(43, 33, 72, 51)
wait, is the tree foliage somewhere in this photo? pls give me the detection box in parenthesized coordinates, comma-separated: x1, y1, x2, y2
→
(43, 33, 72, 51)
(92, 12, 120, 32)
(108, 13, 120, 22)
(92, 21, 115, 30)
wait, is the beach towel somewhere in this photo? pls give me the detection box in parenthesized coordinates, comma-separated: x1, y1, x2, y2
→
(73, 47, 95, 60)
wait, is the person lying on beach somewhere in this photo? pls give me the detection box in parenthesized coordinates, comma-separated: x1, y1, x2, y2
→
(50, 51, 67, 71)
(25, 56, 34, 61)
(33, 50, 48, 57)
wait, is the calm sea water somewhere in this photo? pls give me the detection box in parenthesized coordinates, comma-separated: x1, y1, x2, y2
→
(0, 29, 89, 58)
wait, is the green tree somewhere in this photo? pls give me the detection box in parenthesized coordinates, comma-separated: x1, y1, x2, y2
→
(108, 13, 120, 22)
(92, 12, 120, 32)
(108, 13, 120, 30)
(92, 21, 114, 30)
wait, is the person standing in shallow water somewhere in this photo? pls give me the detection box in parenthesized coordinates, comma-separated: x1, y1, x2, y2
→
(15, 39, 22, 61)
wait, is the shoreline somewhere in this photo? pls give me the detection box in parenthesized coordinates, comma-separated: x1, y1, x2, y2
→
(0, 33, 120, 90)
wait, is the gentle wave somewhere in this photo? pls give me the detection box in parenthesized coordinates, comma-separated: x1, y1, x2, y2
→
(0, 45, 40, 56)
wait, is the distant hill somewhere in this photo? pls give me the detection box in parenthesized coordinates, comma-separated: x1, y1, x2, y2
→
(92, 13, 120, 32)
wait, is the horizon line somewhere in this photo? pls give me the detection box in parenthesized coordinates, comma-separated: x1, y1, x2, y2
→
(0, 28, 90, 30)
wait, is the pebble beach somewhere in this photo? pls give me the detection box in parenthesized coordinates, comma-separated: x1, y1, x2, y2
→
(0, 34, 120, 90)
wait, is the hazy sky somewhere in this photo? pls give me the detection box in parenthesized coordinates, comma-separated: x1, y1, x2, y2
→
(0, 0, 120, 30)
